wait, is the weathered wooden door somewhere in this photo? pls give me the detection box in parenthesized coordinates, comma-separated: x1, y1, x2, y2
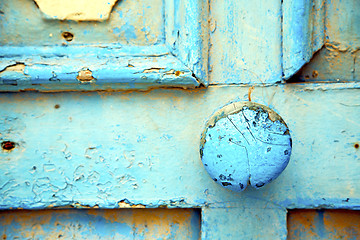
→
(0, 0, 359, 239)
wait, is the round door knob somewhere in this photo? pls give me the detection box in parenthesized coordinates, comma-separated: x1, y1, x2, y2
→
(200, 101, 292, 192)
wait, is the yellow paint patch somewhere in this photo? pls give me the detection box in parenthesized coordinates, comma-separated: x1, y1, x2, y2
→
(33, 0, 118, 21)
(0, 63, 26, 73)
(77, 69, 95, 82)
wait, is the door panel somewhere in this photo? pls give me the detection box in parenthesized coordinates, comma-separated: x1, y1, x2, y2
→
(288, 209, 360, 240)
(0, 208, 201, 240)
(0, 0, 359, 239)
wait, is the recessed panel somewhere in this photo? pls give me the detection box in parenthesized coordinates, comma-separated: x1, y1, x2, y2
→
(0, 0, 164, 46)
(288, 209, 360, 239)
(0, 208, 201, 240)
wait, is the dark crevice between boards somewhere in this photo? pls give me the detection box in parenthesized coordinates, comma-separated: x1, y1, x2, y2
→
(287, 43, 359, 83)
(286, 46, 324, 83)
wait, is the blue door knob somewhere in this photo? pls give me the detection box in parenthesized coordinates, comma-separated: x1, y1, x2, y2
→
(200, 101, 292, 192)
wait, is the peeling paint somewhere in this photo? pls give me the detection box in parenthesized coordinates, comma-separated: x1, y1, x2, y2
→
(0, 0, 164, 45)
(143, 68, 165, 74)
(0, 63, 26, 74)
(0, 0, 359, 238)
(0, 45, 200, 91)
(77, 68, 95, 82)
(294, 0, 360, 82)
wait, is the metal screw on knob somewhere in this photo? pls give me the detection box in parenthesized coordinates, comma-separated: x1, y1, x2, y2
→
(200, 101, 292, 192)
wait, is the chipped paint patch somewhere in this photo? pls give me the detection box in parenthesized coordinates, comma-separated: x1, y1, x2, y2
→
(0, 63, 26, 73)
(77, 68, 95, 83)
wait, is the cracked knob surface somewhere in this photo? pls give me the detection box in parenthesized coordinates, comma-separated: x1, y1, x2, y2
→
(200, 101, 292, 192)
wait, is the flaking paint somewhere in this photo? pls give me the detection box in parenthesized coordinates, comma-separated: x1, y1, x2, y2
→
(0, 0, 359, 239)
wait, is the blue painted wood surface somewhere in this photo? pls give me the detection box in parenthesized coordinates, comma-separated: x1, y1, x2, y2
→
(0, 0, 359, 239)
(282, 0, 325, 79)
(0, 0, 327, 90)
(0, 0, 208, 90)
(0, 45, 200, 91)
(0, 83, 359, 240)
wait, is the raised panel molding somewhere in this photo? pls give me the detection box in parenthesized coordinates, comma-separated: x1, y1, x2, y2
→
(0, 0, 208, 92)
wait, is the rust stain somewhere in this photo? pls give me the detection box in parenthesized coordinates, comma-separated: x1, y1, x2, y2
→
(287, 209, 323, 239)
(1, 141, 16, 152)
(131, 208, 193, 238)
(248, 86, 255, 101)
(323, 210, 360, 239)
(209, 18, 217, 33)
(312, 70, 319, 78)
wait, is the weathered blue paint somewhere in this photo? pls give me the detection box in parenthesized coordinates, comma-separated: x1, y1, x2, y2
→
(0, 45, 200, 91)
(0, 0, 165, 46)
(209, 0, 283, 84)
(282, 0, 325, 79)
(165, 0, 209, 84)
(297, 0, 360, 82)
(0, 0, 359, 239)
(0, 0, 208, 91)
(201, 101, 292, 191)
(0, 84, 358, 210)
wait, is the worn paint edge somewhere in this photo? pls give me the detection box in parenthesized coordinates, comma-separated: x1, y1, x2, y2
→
(0, 198, 203, 210)
(165, 0, 209, 85)
(282, 0, 325, 79)
(0, 45, 200, 92)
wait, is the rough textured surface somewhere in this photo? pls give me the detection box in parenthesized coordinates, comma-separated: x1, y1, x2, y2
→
(0, 83, 359, 239)
(282, 0, 325, 79)
(0, 0, 359, 239)
(0, 46, 199, 91)
(0, 208, 201, 239)
(0, 84, 359, 210)
(0, 0, 208, 90)
(0, 0, 164, 45)
(296, 0, 360, 82)
(201, 102, 292, 191)
(209, 0, 282, 84)
(288, 209, 360, 239)
(202, 202, 287, 240)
